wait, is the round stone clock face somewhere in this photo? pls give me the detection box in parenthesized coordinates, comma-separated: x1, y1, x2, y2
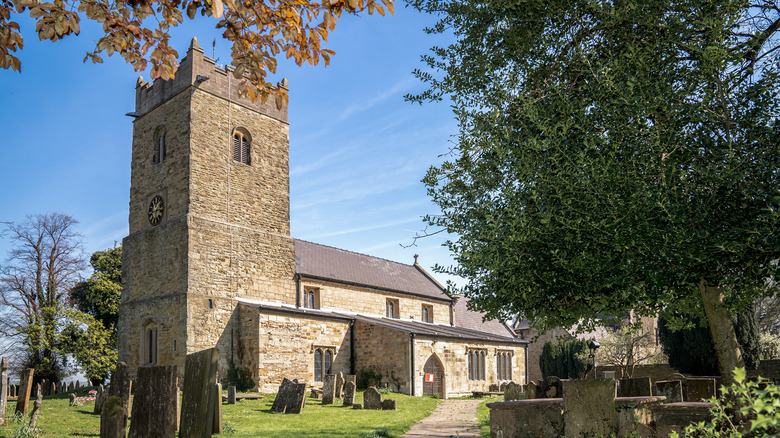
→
(148, 195, 165, 226)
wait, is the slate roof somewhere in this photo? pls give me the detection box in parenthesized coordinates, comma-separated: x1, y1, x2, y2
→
(238, 299, 527, 344)
(452, 295, 516, 338)
(294, 239, 451, 302)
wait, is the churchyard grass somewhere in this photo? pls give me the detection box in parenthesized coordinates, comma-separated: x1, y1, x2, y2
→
(0, 387, 439, 437)
(476, 396, 501, 438)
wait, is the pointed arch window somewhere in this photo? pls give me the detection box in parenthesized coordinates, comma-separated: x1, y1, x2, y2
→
(142, 321, 158, 365)
(153, 126, 166, 164)
(313, 347, 335, 382)
(468, 349, 486, 381)
(497, 351, 513, 381)
(233, 129, 251, 165)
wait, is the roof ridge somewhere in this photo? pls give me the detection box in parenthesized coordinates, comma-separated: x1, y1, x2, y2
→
(294, 238, 417, 269)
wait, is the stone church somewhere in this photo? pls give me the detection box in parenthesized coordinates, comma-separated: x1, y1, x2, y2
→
(117, 38, 527, 397)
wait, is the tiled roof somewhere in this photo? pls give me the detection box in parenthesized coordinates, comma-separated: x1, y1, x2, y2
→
(294, 239, 451, 302)
(238, 299, 526, 344)
(452, 295, 516, 338)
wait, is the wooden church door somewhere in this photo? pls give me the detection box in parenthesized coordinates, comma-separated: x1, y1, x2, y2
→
(422, 355, 445, 396)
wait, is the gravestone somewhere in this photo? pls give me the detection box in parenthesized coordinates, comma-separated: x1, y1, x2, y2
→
(270, 378, 307, 414)
(504, 382, 524, 401)
(128, 365, 178, 438)
(489, 383, 500, 392)
(180, 348, 219, 438)
(94, 384, 106, 414)
(15, 368, 34, 416)
(542, 376, 563, 398)
(29, 384, 42, 430)
(68, 382, 74, 392)
(109, 362, 132, 420)
(381, 399, 396, 411)
(686, 378, 716, 402)
(271, 378, 294, 413)
(76, 380, 81, 390)
(212, 383, 222, 434)
(562, 379, 616, 438)
(526, 381, 537, 399)
(227, 386, 236, 405)
(69, 393, 77, 406)
(0, 357, 8, 426)
(345, 374, 356, 387)
(342, 381, 355, 407)
(656, 380, 683, 403)
(363, 387, 382, 410)
(335, 372, 345, 399)
(40, 379, 48, 396)
(617, 376, 652, 397)
(322, 374, 336, 405)
(49, 381, 56, 396)
(100, 396, 127, 438)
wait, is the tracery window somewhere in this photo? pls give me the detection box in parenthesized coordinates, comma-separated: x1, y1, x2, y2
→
(468, 349, 486, 381)
(313, 347, 334, 382)
(232, 129, 251, 165)
(497, 351, 513, 381)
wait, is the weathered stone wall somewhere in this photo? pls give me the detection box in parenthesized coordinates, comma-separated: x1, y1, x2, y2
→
(238, 305, 352, 393)
(353, 321, 411, 394)
(301, 279, 450, 323)
(413, 338, 526, 397)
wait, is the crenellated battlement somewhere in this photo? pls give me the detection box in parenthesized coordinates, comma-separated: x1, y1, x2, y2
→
(134, 37, 288, 123)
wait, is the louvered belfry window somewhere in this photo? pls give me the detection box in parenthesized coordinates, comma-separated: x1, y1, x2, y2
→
(233, 131, 250, 165)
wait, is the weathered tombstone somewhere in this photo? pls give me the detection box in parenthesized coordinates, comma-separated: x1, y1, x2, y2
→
(94, 384, 106, 414)
(212, 383, 223, 435)
(76, 380, 81, 390)
(270, 378, 294, 413)
(562, 379, 616, 438)
(49, 381, 56, 396)
(0, 357, 8, 426)
(363, 387, 382, 410)
(321, 374, 336, 405)
(656, 380, 683, 403)
(128, 365, 178, 438)
(227, 386, 236, 405)
(69, 393, 77, 406)
(335, 372, 345, 399)
(286, 382, 307, 414)
(342, 381, 355, 407)
(617, 376, 652, 397)
(345, 375, 356, 387)
(110, 362, 132, 421)
(685, 378, 717, 402)
(504, 382, 524, 401)
(526, 380, 538, 399)
(15, 368, 34, 416)
(29, 384, 42, 430)
(489, 383, 500, 392)
(40, 379, 48, 396)
(542, 376, 563, 398)
(381, 399, 396, 411)
(68, 382, 75, 392)
(180, 348, 219, 438)
(100, 396, 127, 438)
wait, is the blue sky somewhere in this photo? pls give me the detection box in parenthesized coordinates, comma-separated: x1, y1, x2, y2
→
(0, 5, 464, 287)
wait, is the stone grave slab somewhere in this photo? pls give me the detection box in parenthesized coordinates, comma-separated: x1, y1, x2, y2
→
(617, 376, 652, 397)
(94, 384, 106, 414)
(364, 387, 382, 410)
(504, 382, 524, 401)
(128, 365, 178, 438)
(180, 348, 219, 438)
(526, 381, 537, 399)
(110, 362, 132, 419)
(335, 372, 344, 399)
(656, 380, 683, 403)
(212, 383, 222, 434)
(322, 374, 336, 405)
(271, 378, 294, 413)
(345, 375, 356, 387)
(342, 381, 355, 407)
(15, 368, 34, 417)
(227, 386, 236, 404)
(562, 378, 616, 438)
(685, 378, 716, 402)
(100, 396, 127, 438)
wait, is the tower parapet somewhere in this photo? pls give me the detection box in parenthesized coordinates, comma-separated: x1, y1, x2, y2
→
(134, 37, 288, 123)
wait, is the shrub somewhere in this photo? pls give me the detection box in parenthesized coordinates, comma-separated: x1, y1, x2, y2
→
(539, 338, 590, 379)
(672, 368, 780, 437)
(356, 369, 383, 390)
(224, 362, 255, 392)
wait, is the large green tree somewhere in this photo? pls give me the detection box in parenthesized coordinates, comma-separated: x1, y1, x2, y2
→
(410, 0, 780, 383)
(70, 246, 122, 336)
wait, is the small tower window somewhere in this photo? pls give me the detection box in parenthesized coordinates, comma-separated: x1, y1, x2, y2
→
(153, 126, 166, 164)
(233, 129, 251, 165)
(143, 322, 158, 365)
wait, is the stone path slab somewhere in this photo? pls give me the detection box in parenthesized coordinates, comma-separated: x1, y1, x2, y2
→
(401, 399, 483, 438)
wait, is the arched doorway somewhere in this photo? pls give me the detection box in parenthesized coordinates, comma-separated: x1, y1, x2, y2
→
(422, 355, 445, 397)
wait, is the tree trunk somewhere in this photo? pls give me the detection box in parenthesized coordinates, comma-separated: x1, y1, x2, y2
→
(699, 280, 743, 384)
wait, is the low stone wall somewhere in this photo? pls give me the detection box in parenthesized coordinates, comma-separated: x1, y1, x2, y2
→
(596, 364, 684, 381)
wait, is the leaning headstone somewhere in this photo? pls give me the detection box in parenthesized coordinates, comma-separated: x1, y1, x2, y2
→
(94, 384, 106, 414)
(15, 368, 34, 416)
(227, 386, 236, 405)
(381, 399, 396, 411)
(109, 362, 132, 421)
(212, 383, 222, 435)
(335, 372, 345, 399)
(504, 381, 524, 401)
(342, 381, 356, 407)
(180, 348, 219, 438)
(656, 380, 683, 403)
(322, 374, 336, 405)
(686, 378, 717, 402)
(271, 378, 294, 413)
(617, 376, 652, 397)
(286, 382, 307, 414)
(29, 385, 42, 430)
(69, 393, 77, 406)
(363, 387, 382, 410)
(0, 357, 8, 426)
(128, 365, 178, 438)
(100, 396, 127, 438)
(562, 379, 616, 438)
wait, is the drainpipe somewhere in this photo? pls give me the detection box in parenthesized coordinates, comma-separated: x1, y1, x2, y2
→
(294, 274, 301, 307)
(524, 344, 529, 385)
(350, 320, 356, 375)
(449, 300, 454, 326)
(410, 333, 416, 396)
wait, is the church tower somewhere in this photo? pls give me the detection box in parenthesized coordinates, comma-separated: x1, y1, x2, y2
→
(118, 38, 296, 376)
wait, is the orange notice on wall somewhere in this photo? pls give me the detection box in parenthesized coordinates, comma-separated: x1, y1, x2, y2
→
(425, 373, 434, 382)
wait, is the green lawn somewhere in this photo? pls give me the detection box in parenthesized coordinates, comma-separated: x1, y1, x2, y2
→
(1, 388, 439, 438)
(476, 396, 501, 438)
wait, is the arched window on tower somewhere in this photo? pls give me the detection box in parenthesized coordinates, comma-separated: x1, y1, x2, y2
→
(142, 321, 158, 365)
(153, 126, 166, 164)
(232, 129, 251, 165)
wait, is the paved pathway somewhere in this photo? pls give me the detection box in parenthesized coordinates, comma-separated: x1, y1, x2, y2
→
(401, 399, 484, 438)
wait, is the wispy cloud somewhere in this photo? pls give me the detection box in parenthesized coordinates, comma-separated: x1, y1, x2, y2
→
(310, 217, 420, 240)
(290, 144, 358, 177)
(337, 77, 417, 122)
